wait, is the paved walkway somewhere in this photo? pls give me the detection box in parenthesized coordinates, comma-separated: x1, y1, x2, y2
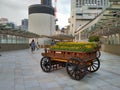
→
(0, 49, 120, 90)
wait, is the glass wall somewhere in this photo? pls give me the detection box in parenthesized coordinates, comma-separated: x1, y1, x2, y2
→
(0, 34, 29, 44)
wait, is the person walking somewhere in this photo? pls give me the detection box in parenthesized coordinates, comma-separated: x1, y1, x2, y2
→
(51, 40, 55, 45)
(30, 39, 36, 53)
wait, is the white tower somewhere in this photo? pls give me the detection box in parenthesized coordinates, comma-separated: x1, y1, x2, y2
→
(28, 0, 55, 45)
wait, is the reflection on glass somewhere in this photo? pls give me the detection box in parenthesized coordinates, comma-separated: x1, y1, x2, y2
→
(0, 34, 29, 44)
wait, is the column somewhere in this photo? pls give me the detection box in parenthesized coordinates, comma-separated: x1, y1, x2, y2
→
(111, 35, 113, 45)
(82, 0, 84, 5)
(90, 0, 93, 5)
(112, 34, 115, 45)
(90, 0, 92, 4)
(86, 0, 88, 4)
(79, 0, 82, 6)
(108, 35, 110, 44)
(97, 0, 100, 6)
(109, 35, 112, 44)
(41, 0, 43, 4)
(115, 34, 117, 45)
(75, 34, 77, 41)
(84, 0, 86, 4)
(94, 0, 96, 5)
(118, 33, 120, 45)
(87, 0, 90, 5)
(114, 34, 116, 44)
(0, 34, 2, 43)
(76, 0, 78, 7)
(101, 0, 102, 6)
(16, 36, 18, 44)
(91, 0, 93, 5)
(88, 0, 90, 4)
(79, 32, 81, 41)
(104, 0, 106, 6)
(15, 36, 17, 44)
(116, 34, 119, 44)
(7, 35, 11, 43)
(107, 0, 109, 6)
(103, 0, 105, 6)
(107, 35, 109, 44)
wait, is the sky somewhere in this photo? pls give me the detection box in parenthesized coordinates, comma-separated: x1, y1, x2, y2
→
(0, 0, 70, 29)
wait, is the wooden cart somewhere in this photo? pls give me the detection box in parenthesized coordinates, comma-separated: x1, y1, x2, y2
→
(40, 48, 100, 80)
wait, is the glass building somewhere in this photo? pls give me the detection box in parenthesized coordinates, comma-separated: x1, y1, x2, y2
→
(0, 34, 29, 44)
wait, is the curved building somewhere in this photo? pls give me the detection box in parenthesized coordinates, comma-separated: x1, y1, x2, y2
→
(28, 0, 55, 45)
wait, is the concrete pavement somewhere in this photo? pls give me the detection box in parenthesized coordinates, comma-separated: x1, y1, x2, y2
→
(0, 49, 120, 90)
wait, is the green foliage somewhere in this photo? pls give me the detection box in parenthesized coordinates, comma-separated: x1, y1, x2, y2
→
(88, 36, 99, 42)
(50, 42, 97, 52)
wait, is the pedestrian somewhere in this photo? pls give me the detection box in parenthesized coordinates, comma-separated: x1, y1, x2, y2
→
(30, 39, 36, 53)
(51, 40, 55, 46)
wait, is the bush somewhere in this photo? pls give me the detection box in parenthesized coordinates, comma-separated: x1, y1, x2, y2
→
(88, 36, 99, 42)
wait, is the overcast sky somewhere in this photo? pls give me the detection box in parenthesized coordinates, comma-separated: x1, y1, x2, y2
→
(0, 0, 70, 28)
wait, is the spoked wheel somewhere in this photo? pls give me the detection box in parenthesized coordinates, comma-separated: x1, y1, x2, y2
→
(66, 58, 87, 80)
(97, 50, 101, 58)
(40, 57, 51, 72)
(87, 58, 100, 73)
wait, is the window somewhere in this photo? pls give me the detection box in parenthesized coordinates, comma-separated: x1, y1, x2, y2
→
(2, 35, 7, 43)
(95, 0, 97, 4)
(76, 13, 83, 16)
(76, 0, 79, 7)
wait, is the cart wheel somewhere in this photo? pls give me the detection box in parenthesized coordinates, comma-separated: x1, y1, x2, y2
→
(66, 58, 87, 80)
(97, 50, 101, 58)
(40, 57, 51, 72)
(87, 58, 100, 73)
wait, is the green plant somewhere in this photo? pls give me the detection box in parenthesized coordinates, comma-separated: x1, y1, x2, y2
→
(88, 36, 99, 42)
(50, 42, 97, 52)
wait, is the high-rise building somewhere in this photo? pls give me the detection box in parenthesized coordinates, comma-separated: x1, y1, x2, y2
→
(7, 22, 15, 29)
(70, 0, 109, 37)
(41, 0, 52, 6)
(21, 19, 28, 31)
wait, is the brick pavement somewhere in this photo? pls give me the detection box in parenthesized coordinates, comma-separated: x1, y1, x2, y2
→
(0, 49, 120, 90)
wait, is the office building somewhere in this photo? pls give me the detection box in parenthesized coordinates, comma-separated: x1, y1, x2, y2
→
(21, 19, 28, 31)
(70, 0, 109, 38)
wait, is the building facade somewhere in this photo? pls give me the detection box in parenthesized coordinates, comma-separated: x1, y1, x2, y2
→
(70, 0, 109, 41)
(90, 0, 120, 45)
(0, 18, 8, 25)
(41, 0, 52, 6)
(28, 0, 55, 45)
(21, 19, 28, 31)
(55, 25, 70, 35)
(88, 0, 120, 55)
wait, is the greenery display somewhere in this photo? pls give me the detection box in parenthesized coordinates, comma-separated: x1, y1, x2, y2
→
(50, 42, 98, 52)
(88, 36, 99, 42)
